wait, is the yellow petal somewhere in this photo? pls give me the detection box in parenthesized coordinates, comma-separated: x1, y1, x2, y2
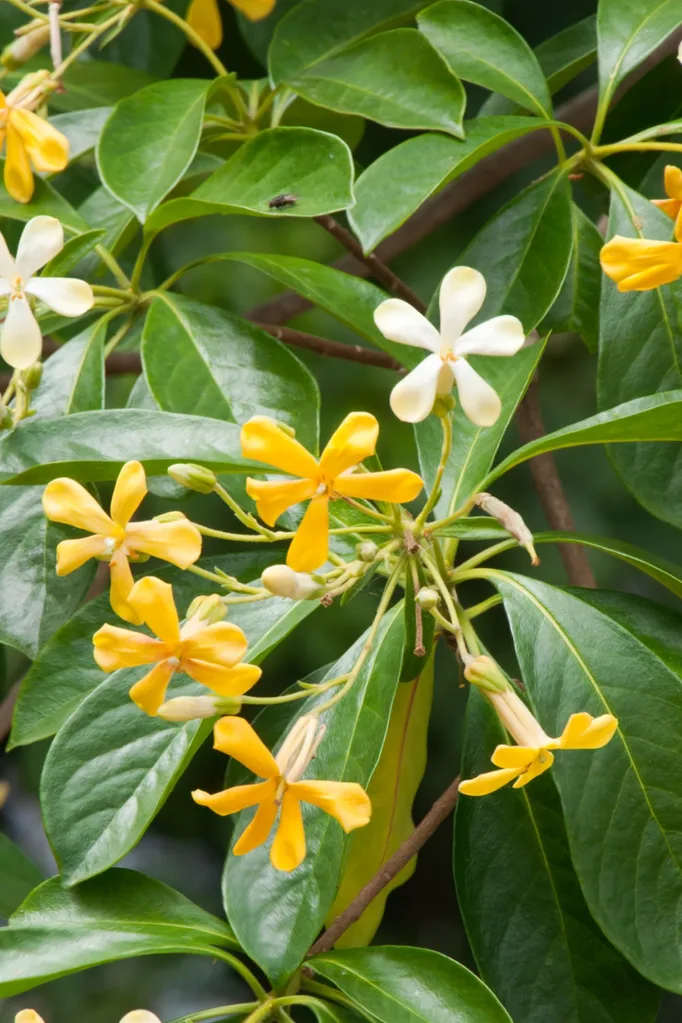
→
(125, 519, 202, 568)
(192, 778, 275, 816)
(232, 785, 279, 854)
(42, 478, 115, 535)
(290, 780, 371, 832)
(600, 235, 682, 291)
(229, 0, 276, 20)
(127, 576, 181, 647)
(181, 621, 248, 665)
(664, 164, 682, 201)
(458, 767, 522, 796)
(213, 715, 279, 779)
(109, 549, 141, 625)
(111, 460, 147, 527)
(129, 660, 176, 715)
(4, 120, 33, 204)
(187, 0, 223, 48)
(55, 534, 107, 575)
(93, 623, 167, 671)
(512, 749, 554, 787)
(558, 712, 618, 750)
(183, 660, 262, 696)
(319, 412, 378, 480)
(491, 744, 539, 770)
(271, 790, 306, 871)
(651, 197, 681, 221)
(241, 416, 319, 479)
(676, 209, 682, 245)
(15, 1012, 46, 1023)
(333, 467, 424, 504)
(245, 477, 317, 526)
(286, 495, 329, 572)
(10, 108, 69, 173)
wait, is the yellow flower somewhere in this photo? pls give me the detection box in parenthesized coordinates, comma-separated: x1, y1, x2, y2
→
(459, 687, 617, 796)
(651, 164, 682, 240)
(241, 412, 424, 572)
(193, 715, 371, 871)
(600, 234, 682, 291)
(186, 0, 275, 49)
(93, 577, 261, 716)
(0, 75, 69, 204)
(42, 460, 202, 624)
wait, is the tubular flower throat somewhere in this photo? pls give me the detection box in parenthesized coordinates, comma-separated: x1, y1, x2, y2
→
(374, 266, 525, 426)
(193, 715, 371, 872)
(0, 75, 69, 204)
(241, 412, 423, 572)
(43, 460, 202, 624)
(93, 577, 262, 716)
(186, 0, 275, 49)
(459, 687, 618, 796)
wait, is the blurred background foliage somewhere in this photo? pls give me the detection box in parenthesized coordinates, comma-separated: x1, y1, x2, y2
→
(1, 0, 681, 1018)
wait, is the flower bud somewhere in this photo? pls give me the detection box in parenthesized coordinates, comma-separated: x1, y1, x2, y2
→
(262, 564, 322, 600)
(416, 586, 439, 610)
(168, 462, 217, 494)
(21, 361, 42, 391)
(119, 1011, 163, 1023)
(1, 22, 50, 69)
(475, 492, 539, 565)
(185, 593, 226, 625)
(463, 655, 510, 694)
(153, 510, 188, 523)
(356, 540, 379, 562)
(158, 695, 240, 722)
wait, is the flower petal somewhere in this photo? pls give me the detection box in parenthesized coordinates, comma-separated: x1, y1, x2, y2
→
(600, 235, 682, 291)
(212, 715, 279, 779)
(455, 315, 525, 358)
(1, 293, 42, 369)
(192, 778, 275, 817)
(512, 750, 554, 787)
(15, 216, 64, 278)
(319, 411, 379, 479)
(0, 228, 16, 279)
(42, 478, 115, 534)
(271, 790, 306, 871)
(286, 495, 329, 572)
(186, 0, 223, 48)
(109, 550, 141, 625)
(125, 519, 202, 568)
(373, 298, 440, 352)
(55, 534, 107, 575)
(15, 1012, 45, 1023)
(651, 197, 681, 221)
(119, 1013, 162, 1023)
(181, 621, 248, 666)
(183, 660, 262, 696)
(245, 477, 317, 526)
(93, 623, 167, 671)
(127, 576, 181, 647)
(230, 0, 276, 20)
(232, 786, 279, 855)
(10, 108, 69, 174)
(452, 358, 501, 427)
(458, 767, 521, 796)
(290, 780, 371, 832)
(4, 120, 34, 204)
(664, 164, 682, 201)
(490, 744, 538, 769)
(439, 266, 486, 348)
(334, 467, 423, 504)
(558, 711, 618, 750)
(110, 460, 147, 527)
(389, 353, 444, 423)
(241, 415, 319, 478)
(129, 660, 176, 716)
(25, 276, 94, 318)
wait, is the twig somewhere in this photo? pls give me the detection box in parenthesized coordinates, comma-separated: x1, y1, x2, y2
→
(257, 323, 402, 371)
(0, 682, 20, 743)
(307, 774, 460, 956)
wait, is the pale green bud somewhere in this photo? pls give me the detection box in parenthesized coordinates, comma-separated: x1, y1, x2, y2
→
(158, 695, 240, 722)
(416, 587, 439, 610)
(262, 564, 322, 600)
(463, 655, 510, 694)
(21, 361, 42, 391)
(185, 593, 226, 625)
(1, 22, 50, 69)
(168, 462, 216, 494)
(356, 540, 379, 562)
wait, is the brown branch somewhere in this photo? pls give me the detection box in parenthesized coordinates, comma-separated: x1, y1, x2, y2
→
(0, 682, 20, 743)
(256, 324, 402, 371)
(307, 774, 460, 957)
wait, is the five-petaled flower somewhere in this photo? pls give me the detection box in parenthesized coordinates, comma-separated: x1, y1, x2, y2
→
(186, 0, 275, 49)
(43, 460, 202, 623)
(93, 577, 262, 716)
(0, 73, 69, 204)
(0, 216, 93, 369)
(373, 267, 525, 426)
(241, 412, 423, 572)
(193, 714, 371, 871)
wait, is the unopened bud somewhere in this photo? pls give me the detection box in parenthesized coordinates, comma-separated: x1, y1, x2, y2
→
(476, 492, 539, 566)
(153, 510, 188, 523)
(356, 540, 379, 562)
(168, 462, 217, 494)
(158, 695, 240, 721)
(185, 593, 226, 624)
(6, 69, 51, 106)
(119, 1012, 163, 1023)
(416, 586, 439, 610)
(262, 564, 322, 600)
(432, 393, 455, 418)
(21, 361, 42, 390)
(1, 22, 50, 69)
(0, 400, 13, 429)
(463, 654, 510, 694)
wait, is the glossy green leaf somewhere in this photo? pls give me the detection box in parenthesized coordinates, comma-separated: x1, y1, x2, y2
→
(284, 28, 465, 136)
(42, 229, 106, 278)
(418, 0, 552, 117)
(0, 868, 236, 996)
(598, 183, 682, 528)
(50, 108, 112, 163)
(97, 79, 210, 222)
(541, 203, 602, 352)
(328, 657, 433, 947)
(455, 688, 659, 1023)
(309, 1005, 365, 1023)
(349, 115, 547, 253)
(31, 322, 105, 421)
(142, 293, 319, 450)
(310, 945, 513, 1022)
(225, 607, 405, 986)
(77, 186, 137, 275)
(0, 835, 43, 919)
(597, 0, 681, 114)
(0, 167, 88, 232)
(51, 61, 157, 113)
(492, 572, 682, 992)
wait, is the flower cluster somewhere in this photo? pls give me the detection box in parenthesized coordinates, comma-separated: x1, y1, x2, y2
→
(0, 72, 69, 204)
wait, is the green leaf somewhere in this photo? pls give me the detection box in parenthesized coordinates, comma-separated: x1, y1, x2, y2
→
(50, 108, 112, 163)
(0, 868, 236, 996)
(349, 115, 548, 253)
(0, 167, 88, 232)
(225, 607, 405, 987)
(42, 229, 106, 278)
(283, 28, 465, 136)
(541, 203, 602, 352)
(491, 572, 682, 992)
(142, 293, 319, 451)
(42, 556, 317, 885)
(97, 79, 211, 222)
(144, 127, 355, 238)
(328, 657, 434, 947)
(309, 1005, 365, 1023)
(455, 687, 659, 1023)
(597, 0, 681, 114)
(0, 409, 261, 484)
(51, 62, 156, 113)
(31, 322, 105, 421)
(0, 835, 43, 919)
(310, 945, 513, 1022)
(598, 182, 682, 528)
(78, 186, 137, 271)
(418, 0, 552, 117)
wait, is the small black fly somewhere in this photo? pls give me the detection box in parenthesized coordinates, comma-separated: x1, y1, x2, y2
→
(268, 193, 298, 209)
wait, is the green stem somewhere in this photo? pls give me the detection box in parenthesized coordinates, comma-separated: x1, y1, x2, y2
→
(415, 413, 452, 530)
(453, 539, 515, 576)
(186, 563, 227, 585)
(103, 311, 134, 357)
(340, 496, 393, 523)
(242, 1002, 276, 1023)
(594, 140, 682, 157)
(130, 233, 154, 291)
(209, 948, 269, 1001)
(302, 978, 375, 1020)
(5, 0, 49, 20)
(141, 0, 229, 76)
(196, 524, 288, 543)
(168, 1003, 259, 1023)
(214, 481, 276, 537)
(52, 10, 124, 77)
(93, 244, 131, 290)
(466, 594, 503, 618)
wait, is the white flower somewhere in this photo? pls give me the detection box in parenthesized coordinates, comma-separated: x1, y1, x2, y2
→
(0, 216, 94, 370)
(373, 267, 525, 426)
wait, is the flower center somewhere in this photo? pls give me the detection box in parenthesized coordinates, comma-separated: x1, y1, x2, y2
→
(439, 343, 458, 363)
(103, 536, 119, 555)
(315, 482, 328, 496)
(167, 656, 180, 668)
(10, 276, 24, 296)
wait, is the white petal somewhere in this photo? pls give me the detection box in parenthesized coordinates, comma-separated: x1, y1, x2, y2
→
(374, 298, 440, 352)
(0, 280, 11, 296)
(439, 266, 487, 348)
(389, 353, 444, 423)
(452, 358, 501, 427)
(1, 294, 42, 369)
(0, 230, 16, 281)
(15, 216, 64, 279)
(26, 276, 94, 317)
(455, 315, 525, 357)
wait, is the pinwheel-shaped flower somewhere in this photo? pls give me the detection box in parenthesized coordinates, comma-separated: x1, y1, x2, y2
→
(193, 715, 371, 871)
(0, 74, 69, 204)
(652, 164, 682, 237)
(93, 577, 262, 716)
(43, 460, 202, 623)
(186, 0, 275, 49)
(374, 267, 525, 426)
(241, 412, 423, 572)
(0, 216, 93, 369)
